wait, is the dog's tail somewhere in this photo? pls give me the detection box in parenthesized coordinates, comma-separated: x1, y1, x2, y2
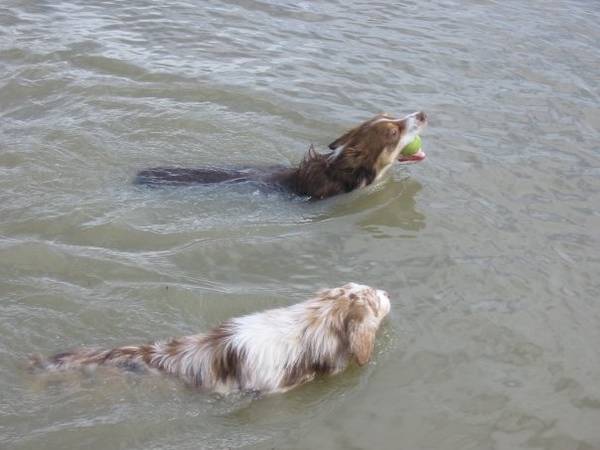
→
(28, 331, 235, 388)
(28, 336, 211, 386)
(28, 345, 152, 373)
(134, 167, 253, 186)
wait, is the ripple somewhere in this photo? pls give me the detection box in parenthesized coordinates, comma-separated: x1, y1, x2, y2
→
(1, 0, 600, 449)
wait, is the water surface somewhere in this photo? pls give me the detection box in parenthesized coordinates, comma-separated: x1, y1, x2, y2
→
(1, 1, 599, 449)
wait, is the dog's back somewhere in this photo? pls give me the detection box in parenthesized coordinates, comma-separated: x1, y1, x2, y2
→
(135, 167, 257, 186)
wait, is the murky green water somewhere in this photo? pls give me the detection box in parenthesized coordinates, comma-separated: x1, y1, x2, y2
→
(1, 1, 599, 449)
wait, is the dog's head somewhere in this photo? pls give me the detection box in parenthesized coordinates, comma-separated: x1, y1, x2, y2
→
(312, 283, 391, 366)
(328, 112, 428, 177)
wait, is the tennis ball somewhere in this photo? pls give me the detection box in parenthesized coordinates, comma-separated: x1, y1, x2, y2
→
(401, 135, 422, 156)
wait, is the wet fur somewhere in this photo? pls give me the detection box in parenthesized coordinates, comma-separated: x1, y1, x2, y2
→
(136, 112, 427, 199)
(30, 283, 391, 394)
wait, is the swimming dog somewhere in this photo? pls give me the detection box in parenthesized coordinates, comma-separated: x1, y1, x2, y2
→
(30, 283, 390, 394)
(136, 112, 427, 199)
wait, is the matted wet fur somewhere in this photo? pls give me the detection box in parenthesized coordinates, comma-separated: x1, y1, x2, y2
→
(30, 283, 391, 394)
(136, 112, 427, 199)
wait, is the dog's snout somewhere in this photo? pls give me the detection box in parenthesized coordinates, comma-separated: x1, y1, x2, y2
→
(416, 111, 427, 123)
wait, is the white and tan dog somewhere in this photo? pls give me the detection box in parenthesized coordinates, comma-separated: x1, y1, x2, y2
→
(31, 283, 391, 394)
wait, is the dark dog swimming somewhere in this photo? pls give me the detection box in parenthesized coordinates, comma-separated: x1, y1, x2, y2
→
(135, 112, 427, 200)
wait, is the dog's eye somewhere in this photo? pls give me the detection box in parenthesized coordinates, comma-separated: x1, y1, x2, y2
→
(389, 128, 398, 136)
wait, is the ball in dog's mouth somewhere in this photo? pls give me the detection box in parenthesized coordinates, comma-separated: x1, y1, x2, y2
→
(398, 135, 426, 164)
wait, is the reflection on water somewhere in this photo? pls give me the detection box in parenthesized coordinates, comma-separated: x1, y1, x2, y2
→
(320, 176, 426, 233)
(1, 0, 600, 449)
(358, 178, 425, 234)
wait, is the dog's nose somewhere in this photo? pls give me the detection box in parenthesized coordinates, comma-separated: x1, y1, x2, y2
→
(416, 111, 427, 122)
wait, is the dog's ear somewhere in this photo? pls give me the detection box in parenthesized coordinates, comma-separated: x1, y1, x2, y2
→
(328, 134, 348, 150)
(328, 125, 359, 150)
(345, 303, 377, 366)
(348, 320, 376, 366)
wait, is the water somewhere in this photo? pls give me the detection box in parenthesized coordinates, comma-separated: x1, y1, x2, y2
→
(1, 0, 599, 448)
